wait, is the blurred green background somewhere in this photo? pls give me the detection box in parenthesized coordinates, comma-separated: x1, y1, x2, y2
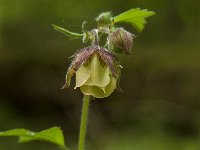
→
(0, 0, 200, 150)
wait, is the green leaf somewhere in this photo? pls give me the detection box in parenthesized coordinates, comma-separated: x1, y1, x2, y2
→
(0, 127, 67, 149)
(113, 8, 155, 32)
(52, 24, 84, 39)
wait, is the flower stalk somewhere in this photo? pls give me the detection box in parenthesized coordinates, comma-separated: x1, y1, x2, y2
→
(78, 95, 91, 150)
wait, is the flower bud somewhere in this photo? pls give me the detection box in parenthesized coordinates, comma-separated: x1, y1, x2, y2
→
(108, 28, 135, 55)
(96, 12, 112, 28)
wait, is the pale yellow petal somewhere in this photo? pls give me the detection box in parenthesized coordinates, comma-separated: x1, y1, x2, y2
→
(84, 54, 110, 87)
(80, 76, 116, 98)
(75, 64, 90, 89)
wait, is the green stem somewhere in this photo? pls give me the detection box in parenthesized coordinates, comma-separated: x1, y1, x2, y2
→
(52, 24, 84, 38)
(78, 95, 91, 150)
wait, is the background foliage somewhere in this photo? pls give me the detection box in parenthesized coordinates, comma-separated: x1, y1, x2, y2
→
(0, 0, 200, 150)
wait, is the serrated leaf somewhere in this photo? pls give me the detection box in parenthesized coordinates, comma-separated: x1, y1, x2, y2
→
(52, 24, 84, 39)
(0, 127, 67, 149)
(113, 8, 155, 32)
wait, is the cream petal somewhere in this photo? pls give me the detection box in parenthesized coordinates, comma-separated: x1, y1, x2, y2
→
(84, 54, 111, 87)
(80, 76, 116, 98)
(75, 64, 90, 89)
(104, 76, 116, 96)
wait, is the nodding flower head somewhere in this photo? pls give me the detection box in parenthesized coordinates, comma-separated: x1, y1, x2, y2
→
(62, 45, 121, 98)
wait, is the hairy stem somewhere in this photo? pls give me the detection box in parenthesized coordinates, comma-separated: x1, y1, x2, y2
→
(94, 29, 99, 45)
(78, 95, 91, 150)
(90, 29, 99, 46)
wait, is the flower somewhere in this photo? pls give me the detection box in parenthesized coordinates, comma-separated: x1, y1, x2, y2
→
(62, 45, 121, 98)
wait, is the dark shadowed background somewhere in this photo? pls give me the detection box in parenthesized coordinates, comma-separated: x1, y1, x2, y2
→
(0, 0, 200, 149)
